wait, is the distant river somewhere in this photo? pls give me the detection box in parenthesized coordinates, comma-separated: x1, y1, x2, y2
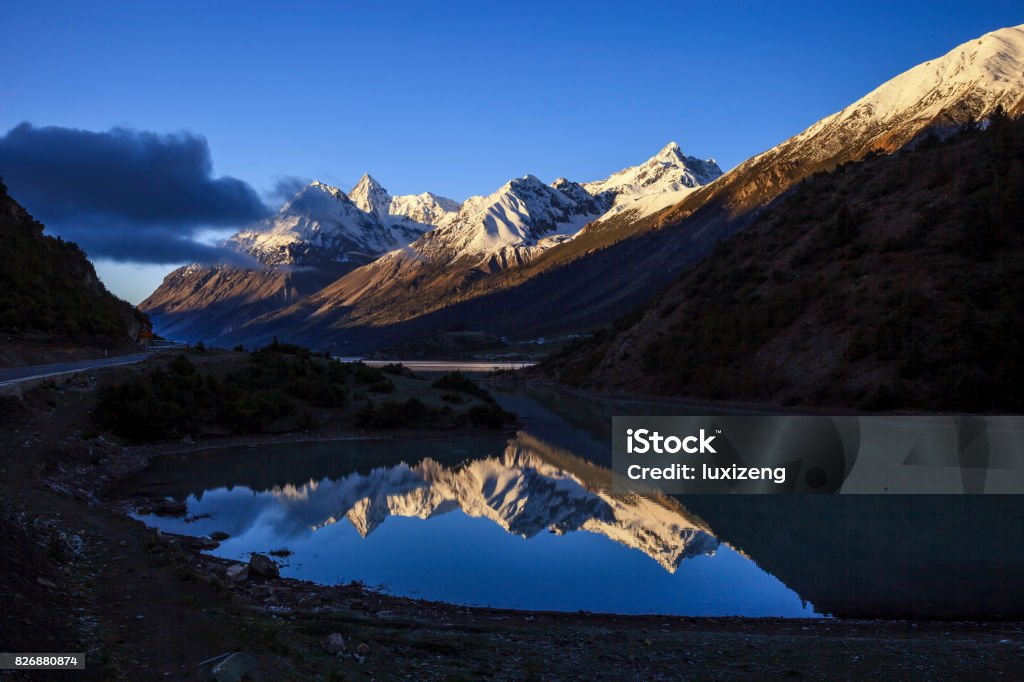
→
(334, 359, 536, 372)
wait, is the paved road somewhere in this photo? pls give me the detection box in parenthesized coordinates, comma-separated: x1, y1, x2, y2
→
(0, 353, 151, 387)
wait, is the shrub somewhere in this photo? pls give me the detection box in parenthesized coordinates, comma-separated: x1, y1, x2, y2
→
(356, 398, 435, 428)
(431, 372, 494, 403)
(379, 363, 419, 378)
(465, 403, 515, 429)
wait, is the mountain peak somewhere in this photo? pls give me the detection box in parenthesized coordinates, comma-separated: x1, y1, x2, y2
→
(510, 173, 546, 188)
(349, 173, 393, 224)
(307, 180, 346, 200)
(654, 141, 683, 162)
(352, 173, 384, 192)
(582, 142, 723, 201)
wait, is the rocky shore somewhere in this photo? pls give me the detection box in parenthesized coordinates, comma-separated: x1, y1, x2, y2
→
(2, 363, 1022, 680)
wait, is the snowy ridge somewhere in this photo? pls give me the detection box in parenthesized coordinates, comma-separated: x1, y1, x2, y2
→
(389, 191, 461, 227)
(227, 179, 459, 268)
(407, 143, 722, 265)
(581, 142, 723, 222)
(812, 24, 1024, 141)
(411, 174, 611, 264)
(348, 174, 461, 232)
(738, 24, 1024, 178)
(269, 440, 718, 572)
(583, 141, 722, 202)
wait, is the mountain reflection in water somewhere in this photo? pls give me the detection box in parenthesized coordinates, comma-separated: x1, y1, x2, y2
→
(124, 433, 815, 617)
(123, 384, 1024, 619)
(265, 437, 717, 572)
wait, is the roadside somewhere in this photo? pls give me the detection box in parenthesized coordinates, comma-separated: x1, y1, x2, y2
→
(0, 352, 151, 388)
(1, 362, 1022, 680)
(0, 333, 147, 371)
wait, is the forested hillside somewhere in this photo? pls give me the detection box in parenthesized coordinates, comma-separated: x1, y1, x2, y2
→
(0, 179, 149, 340)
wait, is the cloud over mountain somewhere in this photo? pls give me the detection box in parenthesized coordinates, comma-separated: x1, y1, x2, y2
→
(0, 123, 270, 264)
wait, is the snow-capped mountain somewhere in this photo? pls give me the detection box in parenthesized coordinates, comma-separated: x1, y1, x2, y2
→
(149, 24, 1024, 348)
(583, 141, 723, 219)
(796, 24, 1024, 160)
(140, 177, 459, 341)
(658, 24, 1024, 228)
(349, 173, 461, 232)
(408, 143, 721, 267)
(584, 142, 721, 197)
(228, 179, 456, 268)
(410, 174, 613, 267)
(266, 440, 719, 572)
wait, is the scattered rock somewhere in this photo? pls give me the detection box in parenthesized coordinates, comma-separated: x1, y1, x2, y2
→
(225, 565, 248, 582)
(320, 632, 346, 655)
(152, 498, 187, 517)
(251, 584, 276, 602)
(211, 652, 256, 682)
(210, 531, 230, 542)
(248, 553, 279, 579)
(173, 534, 220, 551)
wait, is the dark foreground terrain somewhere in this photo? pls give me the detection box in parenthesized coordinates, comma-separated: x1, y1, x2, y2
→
(1, 361, 1022, 680)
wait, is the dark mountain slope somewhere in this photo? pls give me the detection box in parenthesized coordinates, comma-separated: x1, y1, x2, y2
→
(0, 179, 148, 342)
(539, 116, 1024, 412)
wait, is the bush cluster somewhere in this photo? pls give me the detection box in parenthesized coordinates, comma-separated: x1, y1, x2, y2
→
(431, 371, 495, 403)
(95, 350, 354, 442)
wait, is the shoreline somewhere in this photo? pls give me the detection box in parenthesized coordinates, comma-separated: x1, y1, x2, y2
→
(3, 361, 1023, 679)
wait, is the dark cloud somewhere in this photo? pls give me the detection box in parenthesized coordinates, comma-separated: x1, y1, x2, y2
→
(63, 220, 261, 267)
(266, 174, 311, 203)
(0, 123, 272, 264)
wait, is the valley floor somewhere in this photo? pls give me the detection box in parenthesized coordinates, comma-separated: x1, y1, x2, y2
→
(1, 364, 1021, 680)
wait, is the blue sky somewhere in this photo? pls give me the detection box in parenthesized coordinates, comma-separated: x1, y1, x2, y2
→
(2, 1, 1022, 302)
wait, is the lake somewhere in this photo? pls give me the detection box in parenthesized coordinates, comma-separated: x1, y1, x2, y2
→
(119, 384, 1024, 619)
(125, 434, 817, 617)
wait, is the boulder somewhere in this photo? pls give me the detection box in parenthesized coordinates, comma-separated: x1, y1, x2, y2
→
(211, 652, 256, 682)
(225, 564, 248, 582)
(248, 553, 279, 579)
(320, 632, 346, 655)
(152, 498, 187, 516)
(180, 535, 219, 550)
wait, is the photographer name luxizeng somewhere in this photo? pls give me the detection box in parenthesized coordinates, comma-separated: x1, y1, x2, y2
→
(624, 428, 787, 484)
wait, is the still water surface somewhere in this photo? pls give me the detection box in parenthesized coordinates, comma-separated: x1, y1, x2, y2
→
(123, 383, 1024, 619)
(127, 430, 819, 617)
